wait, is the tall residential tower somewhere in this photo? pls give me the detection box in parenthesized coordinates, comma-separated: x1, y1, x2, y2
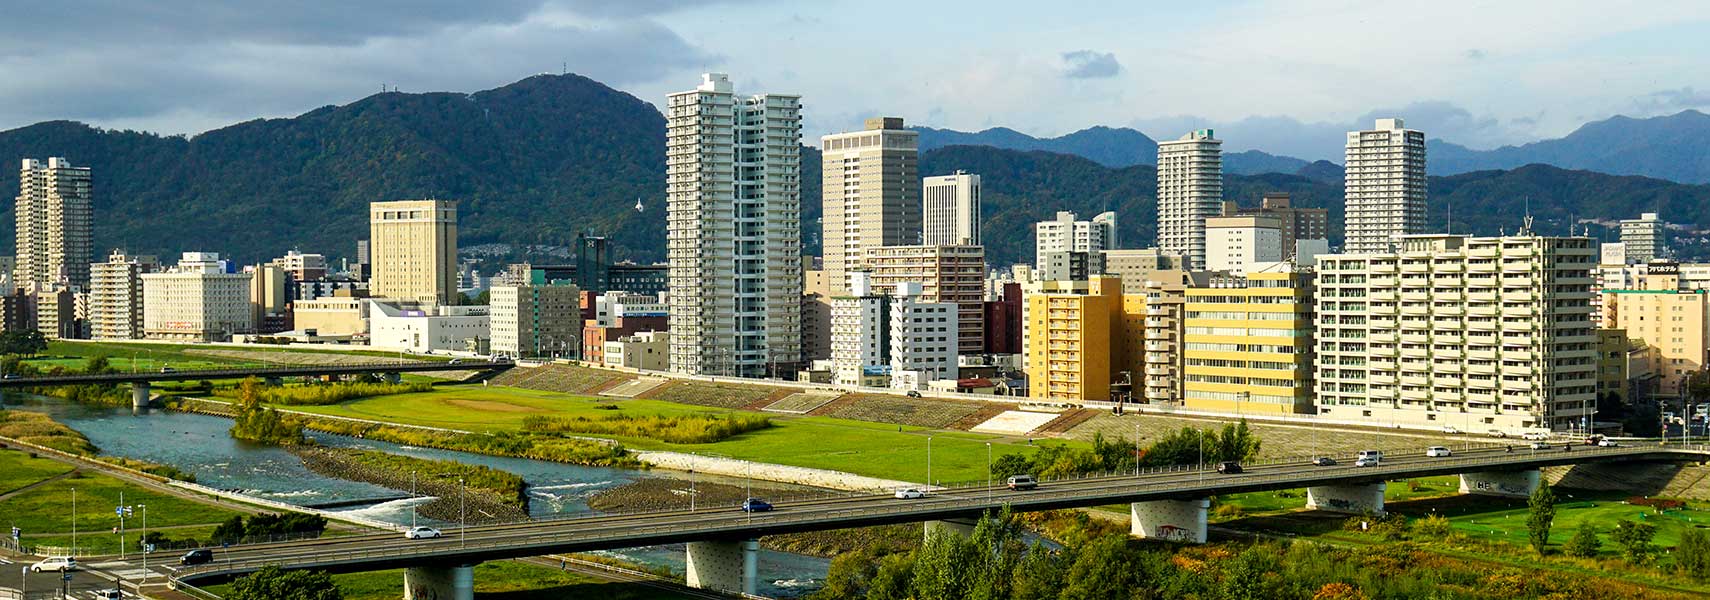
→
(822, 117, 920, 293)
(15, 158, 93, 292)
(1156, 130, 1222, 270)
(665, 73, 803, 377)
(1343, 118, 1426, 254)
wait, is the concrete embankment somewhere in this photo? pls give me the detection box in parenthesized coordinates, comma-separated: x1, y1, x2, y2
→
(634, 451, 917, 492)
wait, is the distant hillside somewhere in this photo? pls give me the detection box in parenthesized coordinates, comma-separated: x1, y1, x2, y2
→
(1430, 110, 1710, 183)
(914, 125, 1158, 168)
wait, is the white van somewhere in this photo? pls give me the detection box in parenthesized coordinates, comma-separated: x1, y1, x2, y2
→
(1355, 450, 1383, 467)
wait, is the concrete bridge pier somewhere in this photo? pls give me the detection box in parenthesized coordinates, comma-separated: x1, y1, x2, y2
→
(1459, 469, 1541, 498)
(131, 382, 151, 409)
(686, 539, 758, 596)
(1130, 498, 1209, 543)
(263, 376, 283, 386)
(924, 517, 979, 540)
(383, 372, 402, 384)
(404, 564, 476, 600)
(1306, 482, 1387, 516)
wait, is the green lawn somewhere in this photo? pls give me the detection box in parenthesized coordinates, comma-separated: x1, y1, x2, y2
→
(205, 560, 698, 600)
(0, 449, 246, 553)
(1414, 490, 1710, 550)
(29, 340, 452, 374)
(280, 385, 1054, 483)
(0, 447, 76, 493)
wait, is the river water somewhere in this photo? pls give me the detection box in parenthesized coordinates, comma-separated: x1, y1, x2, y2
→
(1, 395, 829, 597)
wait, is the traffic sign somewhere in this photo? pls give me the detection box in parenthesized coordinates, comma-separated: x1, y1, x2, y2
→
(61, 572, 72, 581)
(9, 526, 17, 540)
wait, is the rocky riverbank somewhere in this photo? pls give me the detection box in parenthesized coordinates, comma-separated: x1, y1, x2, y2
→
(291, 446, 529, 524)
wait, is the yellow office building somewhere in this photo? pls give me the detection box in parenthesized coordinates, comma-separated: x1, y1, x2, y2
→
(1181, 265, 1314, 414)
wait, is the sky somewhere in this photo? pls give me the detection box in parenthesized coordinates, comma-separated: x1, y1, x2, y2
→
(2, 0, 1708, 162)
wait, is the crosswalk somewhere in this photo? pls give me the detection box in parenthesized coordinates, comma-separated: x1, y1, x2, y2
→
(87, 562, 158, 583)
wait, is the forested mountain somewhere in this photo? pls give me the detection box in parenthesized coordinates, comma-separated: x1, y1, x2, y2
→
(3, 73, 1708, 270)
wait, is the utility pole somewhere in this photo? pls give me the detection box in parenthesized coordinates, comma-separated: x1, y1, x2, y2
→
(459, 478, 466, 548)
(927, 436, 933, 495)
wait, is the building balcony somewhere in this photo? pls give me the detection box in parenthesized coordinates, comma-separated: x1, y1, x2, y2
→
(1368, 290, 1398, 302)
(1145, 365, 1172, 376)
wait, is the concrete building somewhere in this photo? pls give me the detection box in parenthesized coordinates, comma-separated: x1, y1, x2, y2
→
(1181, 265, 1315, 415)
(822, 117, 920, 293)
(889, 283, 959, 391)
(861, 244, 986, 354)
(1620, 212, 1666, 264)
(293, 295, 369, 337)
(267, 250, 328, 281)
(830, 273, 890, 387)
(1600, 242, 1629, 266)
(922, 171, 980, 246)
(248, 264, 290, 333)
(801, 268, 834, 362)
(1205, 215, 1283, 276)
(1038, 250, 1104, 282)
(983, 282, 1023, 355)
(142, 253, 256, 342)
(1034, 211, 1117, 271)
(1026, 275, 1124, 401)
(89, 250, 158, 340)
(490, 284, 583, 358)
(1314, 235, 1598, 432)
(1136, 278, 1199, 404)
(369, 200, 458, 305)
(1156, 130, 1221, 270)
(369, 301, 488, 354)
(665, 73, 802, 377)
(1600, 266, 1708, 400)
(0, 290, 31, 333)
(1102, 249, 1190, 295)
(35, 286, 80, 340)
(1223, 193, 1327, 261)
(603, 330, 669, 371)
(1343, 118, 1427, 254)
(15, 158, 93, 292)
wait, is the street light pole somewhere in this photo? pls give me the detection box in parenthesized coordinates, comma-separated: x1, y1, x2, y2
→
(459, 478, 466, 548)
(986, 443, 992, 504)
(71, 487, 76, 556)
(411, 471, 418, 528)
(927, 436, 933, 495)
(1134, 422, 1141, 477)
(139, 504, 147, 578)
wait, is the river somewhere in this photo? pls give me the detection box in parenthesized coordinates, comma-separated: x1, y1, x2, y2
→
(1, 394, 829, 597)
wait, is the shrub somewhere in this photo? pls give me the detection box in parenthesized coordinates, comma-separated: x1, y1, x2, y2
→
(1627, 496, 1686, 512)
(1564, 524, 1601, 558)
(213, 381, 432, 406)
(521, 413, 772, 444)
(1677, 529, 1710, 578)
(1411, 514, 1451, 539)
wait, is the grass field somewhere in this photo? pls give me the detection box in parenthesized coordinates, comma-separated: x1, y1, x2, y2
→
(0, 449, 247, 555)
(25, 340, 449, 374)
(279, 385, 1053, 483)
(203, 560, 698, 600)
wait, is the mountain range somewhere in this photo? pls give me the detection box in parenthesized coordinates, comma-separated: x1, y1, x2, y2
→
(2, 73, 1709, 270)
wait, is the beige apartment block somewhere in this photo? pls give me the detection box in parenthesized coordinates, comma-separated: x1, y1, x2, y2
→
(861, 244, 986, 354)
(89, 250, 157, 339)
(822, 117, 920, 293)
(370, 199, 458, 306)
(1314, 235, 1597, 432)
(16, 158, 93, 292)
(1600, 269, 1709, 398)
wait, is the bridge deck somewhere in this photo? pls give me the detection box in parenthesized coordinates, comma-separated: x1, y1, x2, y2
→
(0, 360, 512, 388)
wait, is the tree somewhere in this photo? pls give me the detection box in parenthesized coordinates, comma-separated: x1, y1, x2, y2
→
(84, 356, 112, 374)
(911, 528, 976, 600)
(1210, 420, 1262, 462)
(810, 548, 877, 600)
(231, 377, 304, 445)
(1611, 519, 1658, 563)
(1678, 529, 1710, 579)
(0, 330, 47, 357)
(1526, 484, 1557, 554)
(226, 566, 342, 600)
(967, 509, 1025, 600)
(1010, 543, 1068, 600)
(211, 515, 247, 544)
(1564, 524, 1602, 558)
(1221, 545, 1277, 600)
(1060, 535, 1147, 600)
(865, 553, 915, 600)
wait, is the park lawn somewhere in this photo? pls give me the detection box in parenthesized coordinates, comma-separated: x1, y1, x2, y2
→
(20, 524, 223, 556)
(281, 387, 719, 430)
(1386, 476, 1462, 501)
(0, 453, 246, 540)
(0, 448, 77, 493)
(1417, 490, 1710, 550)
(204, 560, 699, 600)
(34, 340, 454, 373)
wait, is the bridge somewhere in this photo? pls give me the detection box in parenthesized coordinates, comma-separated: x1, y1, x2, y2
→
(110, 443, 1702, 599)
(0, 360, 513, 408)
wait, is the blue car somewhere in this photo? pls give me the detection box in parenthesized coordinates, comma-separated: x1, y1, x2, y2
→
(740, 498, 773, 512)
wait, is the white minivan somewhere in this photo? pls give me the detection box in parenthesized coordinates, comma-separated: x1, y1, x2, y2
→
(1355, 450, 1383, 467)
(1425, 446, 1452, 458)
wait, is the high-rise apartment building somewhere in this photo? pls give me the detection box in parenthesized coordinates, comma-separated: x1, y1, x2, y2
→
(1223, 193, 1328, 260)
(369, 200, 458, 305)
(1156, 130, 1222, 270)
(1314, 235, 1597, 431)
(15, 158, 93, 292)
(1205, 215, 1283, 276)
(861, 244, 985, 354)
(830, 273, 890, 387)
(142, 252, 256, 342)
(89, 250, 157, 340)
(923, 171, 981, 246)
(665, 73, 803, 377)
(1620, 212, 1665, 264)
(1026, 275, 1125, 401)
(1181, 266, 1315, 414)
(1034, 211, 1117, 271)
(1343, 118, 1426, 254)
(889, 283, 959, 391)
(490, 283, 583, 358)
(822, 117, 920, 293)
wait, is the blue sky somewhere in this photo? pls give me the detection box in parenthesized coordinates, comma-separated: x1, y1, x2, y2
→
(2, 1, 1707, 161)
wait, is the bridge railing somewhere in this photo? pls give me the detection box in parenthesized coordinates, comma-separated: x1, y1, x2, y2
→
(168, 444, 1708, 581)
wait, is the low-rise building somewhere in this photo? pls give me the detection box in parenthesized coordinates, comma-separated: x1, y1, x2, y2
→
(489, 283, 582, 358)
(369, 301, 488, 353)
(602, 330, 669, 371)
(1600, 267, 1709, 399)
(292, 295, 369, 337)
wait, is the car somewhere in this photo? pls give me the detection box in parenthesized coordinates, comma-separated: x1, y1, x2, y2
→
(1598, 438, 1621, 447)
(1487, 429, 1508, 439)
(1, 373, 19, 380)
(894, 488, 925, 499)
(179, 549, 213, 566)
(1529, 441, 1551, 450)
(93, 590, 122, 600)
(740, 498, 774, 512)
(1006, 475, 1038, 490)
(906, 390, 922, 398)
(404, 526, 442, 540)
(30, 557, 76, 572)
(1312, 456, 1337, 467)
(448, 358, 462, 365)
(159, 366, 176, 374)
(1425, 446, 1452, 458)
(1215, 461, 1243, 474)
(1442, 426, 1461, 435)
(1521, 432, 1549, 441)
(1355, 457, 1380, 467)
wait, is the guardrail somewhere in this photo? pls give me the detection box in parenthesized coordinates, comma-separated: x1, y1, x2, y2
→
(170, 444, 1709, 581)
(0, 360, 512, 388)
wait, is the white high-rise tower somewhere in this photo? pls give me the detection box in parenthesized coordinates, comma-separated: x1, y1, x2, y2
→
(922, 171, 981, 246)
(1343, 118, 1426, 254)
(15, 157, 93, 292)
(665, 73, 803, 377)
(1156, 130, 1221, 270)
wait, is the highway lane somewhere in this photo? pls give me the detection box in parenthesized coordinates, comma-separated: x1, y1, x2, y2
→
(145, 443, 1703, 583)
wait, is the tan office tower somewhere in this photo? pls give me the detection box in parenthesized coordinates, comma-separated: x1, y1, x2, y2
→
(665, 73, 803, 377)
(1344, 118, 1426, 254)
(822, 117, 920, 293)
(369, 200, 458, 306)
(1156, 130, 1221, 270)
(923, 171, 980, 246)
(15, 158, 93, 292)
